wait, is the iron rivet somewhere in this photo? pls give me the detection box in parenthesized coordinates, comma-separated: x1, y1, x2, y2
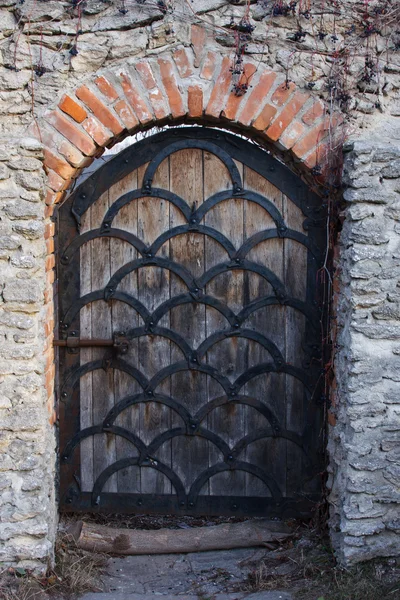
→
(191, 218, 197, 224)
(62, 323, 68, 330)
(62, 455, 68, 461)
(149, 321, 154, 326)
(125, 159, 129, 164)
(108, 288, 114, 293)
(66, 497, 72, 504)
(180, 501, 185, 506)
(71, 331, 77, 336)
(63, 255, 69, 261)
(235, 258, 240, 263)
(227, 455, 233, 460)
(232, 504, 238, 509)
(234, 323, 239, 328)
(147, 390, 153, 396)
(146, 253, 152, 258)
(138, 499, 142, 506)
(191, 423, 196, 429)
(81, 194, 86, 199)
(189, 502, 194, 507)
(192, 357, 198, 363)
(62, 392, 67, 398)
(194, 288, 199, 293)
(230, 391, 235, 397)
(104, 422, 111, 428)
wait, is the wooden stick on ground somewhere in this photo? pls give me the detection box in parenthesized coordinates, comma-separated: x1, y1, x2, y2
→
(73, 519, 291, 555)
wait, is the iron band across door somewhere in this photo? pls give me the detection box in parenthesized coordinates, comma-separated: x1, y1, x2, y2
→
(57, 127, 326, 517)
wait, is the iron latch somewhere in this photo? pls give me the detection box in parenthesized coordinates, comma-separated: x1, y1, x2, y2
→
(54, 331, 129, 354)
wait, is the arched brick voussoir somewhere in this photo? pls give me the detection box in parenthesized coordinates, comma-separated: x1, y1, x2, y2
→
(37, 43, 337, 198)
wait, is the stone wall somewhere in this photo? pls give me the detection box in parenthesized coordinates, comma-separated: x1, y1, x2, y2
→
(0, 137, 56, 570)
(330, 134, 400, 563)
(0, 0, 399, 571)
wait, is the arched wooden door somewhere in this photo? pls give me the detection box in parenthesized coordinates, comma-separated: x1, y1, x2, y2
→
(57, 128, 326, 517)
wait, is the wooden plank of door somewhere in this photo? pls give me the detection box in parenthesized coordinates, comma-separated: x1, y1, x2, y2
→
(283, 195, 309, 498)
(169, 148, 208, 498)
(80, 206, 93, 492)
(242, 167, 286, 498)
(137, 160, 172, 495)
(204, 153, 246, 498)
(90, 190, 117, 493)
(109, 169, 142, 493)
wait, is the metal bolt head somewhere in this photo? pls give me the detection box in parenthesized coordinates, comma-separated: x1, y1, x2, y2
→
(62, 392, 67, 398)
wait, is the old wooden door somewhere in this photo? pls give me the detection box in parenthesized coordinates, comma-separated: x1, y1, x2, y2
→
(57, 128, 326, 517)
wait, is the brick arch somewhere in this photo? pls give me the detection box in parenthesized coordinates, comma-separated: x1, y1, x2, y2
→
(34, 47, 336, 207)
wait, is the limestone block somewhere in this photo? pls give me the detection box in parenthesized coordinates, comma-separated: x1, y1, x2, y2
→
(3, 280, 42, 303)
(12, 221, 44, 239)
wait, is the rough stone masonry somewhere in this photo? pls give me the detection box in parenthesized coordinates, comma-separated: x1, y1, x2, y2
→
(0, 0, 399, 571)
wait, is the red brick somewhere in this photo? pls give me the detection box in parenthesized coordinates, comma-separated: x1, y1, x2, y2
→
(47, 169, 69, 192)
(188, 85, 203, 117)
(279, 120, 306, 150)
(200, 51, 217, 81)
(46, 254, 55, 272)
(173, 48, 193, 78)
(237, 71, 277, 125)
(45, 188, 63, 206)
(82, 115, 112, 146)
(148, 87, 169, 120)
(136, 61, 157, 89)
(118, 70, 153, 124)
(44, 203, 54, 219)
(43, 148, 76, 180)
(46, 111, 97, 156)
(58, 140, 89, 168)
(292, 118, 331, 159)
(191, 24, 207, 68)
(206, 56, 233, 118)
(76, 85, 124, 136)
(44, 221, 55, 240)
(253, 104, 277, 131)
(158, 58, 185, 118)
(271, 81, 296, 106)
(266, 91, 309, 141)
(303, 150, 317, 169)
(58, 95, 87, 123)
(46, 237, 55, 255)
(95, 75, 119, 102)
(304, 141, 329, 171)
(223, 64, 257, 121)
(328, 411, 337, 427)
(302, 99, 325, 125)
(114, 99, 138, 131)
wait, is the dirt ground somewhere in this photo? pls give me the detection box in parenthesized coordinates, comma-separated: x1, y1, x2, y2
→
(0, 516, 399, 600)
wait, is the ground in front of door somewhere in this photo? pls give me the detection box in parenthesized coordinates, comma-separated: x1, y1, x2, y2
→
(79, 547, 294, 600)
(1, 520, 398, 600)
